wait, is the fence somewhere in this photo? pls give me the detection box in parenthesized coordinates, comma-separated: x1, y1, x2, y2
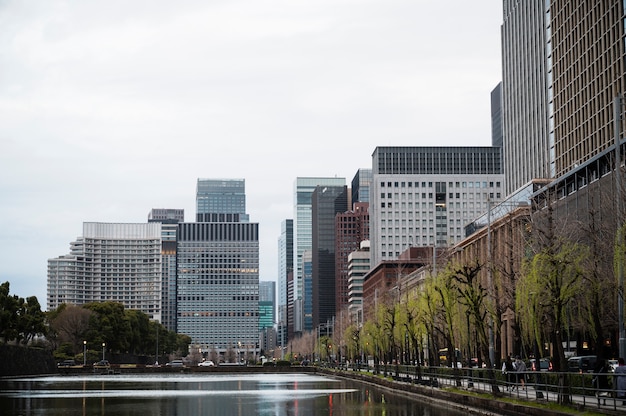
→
(344, 363, 626, 412)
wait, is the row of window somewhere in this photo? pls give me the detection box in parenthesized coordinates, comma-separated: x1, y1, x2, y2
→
(179, 311, 258, 317)
(380, 181, 501, 188)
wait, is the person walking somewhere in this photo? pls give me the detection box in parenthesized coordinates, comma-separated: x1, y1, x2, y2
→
(593, 358, 610, 402)
(615, 357, 626, 405)
(501, 356, 515, 390)
(515, 356, 527, 390)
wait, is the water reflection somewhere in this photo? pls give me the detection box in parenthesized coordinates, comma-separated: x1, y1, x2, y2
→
(0, 373, 464, 416)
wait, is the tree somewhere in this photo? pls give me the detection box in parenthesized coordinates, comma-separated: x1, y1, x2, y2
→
(450, 260, 500, 393)
(83, 301, 131, 353)
(49, 304, 92, 353)
(517, 236, 588, 405)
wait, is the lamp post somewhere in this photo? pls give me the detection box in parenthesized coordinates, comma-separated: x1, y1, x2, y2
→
(615, 94, 626, 360)
(83, 341, 87, 366)
(102, 343, 106, 361)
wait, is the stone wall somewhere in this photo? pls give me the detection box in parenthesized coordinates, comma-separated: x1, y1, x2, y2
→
(0, 345, 56, 377)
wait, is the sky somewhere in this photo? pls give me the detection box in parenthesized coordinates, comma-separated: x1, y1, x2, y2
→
(0, 0, 502, 307)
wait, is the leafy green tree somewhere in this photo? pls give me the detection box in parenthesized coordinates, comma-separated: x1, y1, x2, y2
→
(517, 238, 588, 405)
(83, 301, 131, 353)
(19, 296, 47, 345)
(0, 282, 19, 343)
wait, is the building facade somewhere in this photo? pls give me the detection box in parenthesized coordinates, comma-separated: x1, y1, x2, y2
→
(176, 222, 259, 353)
(47, 222, 163, 321)
(292, 177, 346, 326)
(347, 240, 370, 326)
(335, 202, 369, 318)
(369, 146, 504, 267)
(311, 185, 349, 328)
(259, 280, 276, 330)
(148, 209, 183, 332)
(277, 219, 293, 346)
(196, 178, 249, 223)
(501, 0, 553, 196)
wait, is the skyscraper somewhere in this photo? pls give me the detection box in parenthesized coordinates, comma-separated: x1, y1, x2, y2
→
(335, 202, 369, 318)
(501, 0, 553, 196)
(176, 178, 259, 355)
(259, 280, 276, 330)
(292, 177, 346, 305)
(311, 185, 349, 328)
(148, 209, 183, 332)
(550, 1, 626, 175)
(277, 219, 293, 346)
(47, 222, 163, 321)
(196, 178, 249, 223)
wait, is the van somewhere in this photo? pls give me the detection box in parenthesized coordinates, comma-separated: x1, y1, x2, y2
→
(567, 355, 597, 373)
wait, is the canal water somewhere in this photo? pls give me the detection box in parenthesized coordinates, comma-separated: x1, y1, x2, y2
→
(0, 373, 466, 415)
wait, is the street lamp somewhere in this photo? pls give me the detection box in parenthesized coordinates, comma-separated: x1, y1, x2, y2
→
(83, 341, 87, 366)
(102, 343, 106, 361)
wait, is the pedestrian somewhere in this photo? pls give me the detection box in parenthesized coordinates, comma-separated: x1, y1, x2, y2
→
(501, 356, 515, 390)
(614, 357, 626, 405)
(592, 358, 610, 400)
(515, 356, 526, 390)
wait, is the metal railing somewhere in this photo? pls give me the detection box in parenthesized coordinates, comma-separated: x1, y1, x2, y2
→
(342, 364, 626, 412)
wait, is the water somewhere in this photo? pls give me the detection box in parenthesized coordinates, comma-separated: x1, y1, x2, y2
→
(0, 373, 465, 415)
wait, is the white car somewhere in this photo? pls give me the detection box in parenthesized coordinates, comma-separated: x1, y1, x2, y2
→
(198, 360, 215, 367)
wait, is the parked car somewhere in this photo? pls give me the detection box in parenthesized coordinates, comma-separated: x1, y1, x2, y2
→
(58, 359, 77, 367)
(166, 359, 185, 367)
(567, 355, 597, 373)
(530, 358, 552, 371)
(93, 360, 110, 369)
(198, 360, 215, 367)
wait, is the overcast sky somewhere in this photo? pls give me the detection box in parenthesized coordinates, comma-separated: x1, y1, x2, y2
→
(0, 0, 502, 307)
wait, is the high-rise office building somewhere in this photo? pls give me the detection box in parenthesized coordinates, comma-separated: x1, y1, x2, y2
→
(490, 83, 503, 149)
(176, 221, 259, 353)
(550, 1, 626, 175)
(335, 202, 369, 318)
(176, 178, 259, 354)
(370, 146, 504, 267)
(148, 209, 184, 222)
(311, 185, 349, 328)
(259, 280, 275, 330)
(47, 222, 163, 321)
(148, 209, 183, 332)
(501, 0, 553, 196)
(277, 219, 293, 346)
(196, 178, 249, 223)
(292, 177, 346, 304)
(351, 168, 372, 204)
(302, 250, 313, 332)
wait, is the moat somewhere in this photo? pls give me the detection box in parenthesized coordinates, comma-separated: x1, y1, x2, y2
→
(0, 372, 467, 415)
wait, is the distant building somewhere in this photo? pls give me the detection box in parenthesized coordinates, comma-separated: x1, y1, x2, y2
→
(47, 222, 163, 321)
(176, 221, 259, 353)
(148, 209, 183, 332)
(335, 202, 369, 317)
(369, 146, 504, 267)
(196, 178, 249, 223)
(176, 178, 259, 355)
(362, 247, 432, 321)
(292, 177, 346, 304)
(347, 240, 370, 326)
(311, 185, 349, 328)
(277, 219, 293, 347)
(259, 281, 275, 330)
